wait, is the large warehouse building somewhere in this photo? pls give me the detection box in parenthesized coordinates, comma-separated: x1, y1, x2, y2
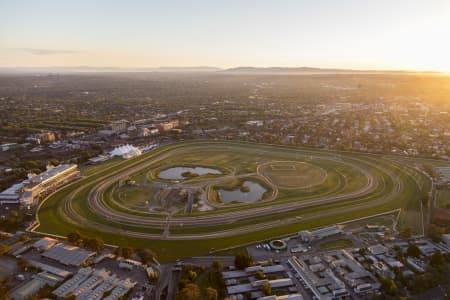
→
(0, 164, 79, 208)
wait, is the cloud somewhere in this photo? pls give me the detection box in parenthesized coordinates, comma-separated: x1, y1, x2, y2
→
(16, 48, 80, 55)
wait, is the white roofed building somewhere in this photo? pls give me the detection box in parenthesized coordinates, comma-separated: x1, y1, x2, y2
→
(110, 144, 142, 159)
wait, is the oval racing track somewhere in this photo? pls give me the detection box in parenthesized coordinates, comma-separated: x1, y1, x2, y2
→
(52, 142, 408, 240)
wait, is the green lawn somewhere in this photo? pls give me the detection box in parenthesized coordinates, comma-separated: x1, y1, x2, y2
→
(319, 239, 353, 249)
(437, 190, 450, 209)
(34, 140, 432, 262)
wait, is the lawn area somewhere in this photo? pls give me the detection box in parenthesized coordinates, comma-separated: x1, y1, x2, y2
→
(437, 189, 450, 209)
(319, 238, 353, 249)
(341, 213, 397, 231)
(34, 140, 431, 262)
(112, 184, 156, 210)
(259, 161, 327, 189)
(80, 157, 123, 176)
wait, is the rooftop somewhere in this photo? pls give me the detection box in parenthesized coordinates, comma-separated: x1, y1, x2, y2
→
(27, 164, 77, 187)
(42, 243, 96, 266)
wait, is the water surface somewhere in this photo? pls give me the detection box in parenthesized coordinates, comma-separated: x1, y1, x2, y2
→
(158, 166, 221, 180)
(218, 181, 267, 203)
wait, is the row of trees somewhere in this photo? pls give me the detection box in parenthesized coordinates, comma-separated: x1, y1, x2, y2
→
(67, 232, 104, 252)
(67, 232, 158, 264)
(176, 261, 226, 300)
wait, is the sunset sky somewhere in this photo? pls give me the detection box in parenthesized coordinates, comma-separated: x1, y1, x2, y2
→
(1, 0, 450, 71)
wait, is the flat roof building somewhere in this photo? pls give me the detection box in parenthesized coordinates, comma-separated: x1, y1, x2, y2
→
(9, 272, 64, 300)
(258, 295, 303, 300)
(436, 167, 450, 184)
(368, 244, 388, 256)
(0, 183, 23, 204)
(299, 225, 343, 242)
(33, 237, 58, 251)
(53, 267, 136, 300)
(27, 260, 72, 278)
(42, 243, 96, 266)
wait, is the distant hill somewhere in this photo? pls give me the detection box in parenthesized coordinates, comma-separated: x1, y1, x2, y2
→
(0, 66, 221, 74)
(155, 66, 221, 72)
(222, 66, 436, 75)
(0, 66, 441, 75)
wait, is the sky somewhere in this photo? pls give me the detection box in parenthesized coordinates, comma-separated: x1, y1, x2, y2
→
(1, 0, 450, 71)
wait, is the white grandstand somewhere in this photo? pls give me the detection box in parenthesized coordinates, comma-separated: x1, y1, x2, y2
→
(109, 144, 142, 159)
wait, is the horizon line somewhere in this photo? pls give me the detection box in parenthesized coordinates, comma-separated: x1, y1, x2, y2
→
(0, 65, 447, 74)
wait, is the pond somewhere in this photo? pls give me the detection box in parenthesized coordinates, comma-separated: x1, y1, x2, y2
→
(158, 166, 222, 180)
(217, 181, 267, 203)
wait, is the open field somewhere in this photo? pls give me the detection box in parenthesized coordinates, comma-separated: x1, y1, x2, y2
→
(340, 211, 399, 231)
(437, 190, 450, 209)
(33, 140, 436, 261)
(319, 239, 353, 250)
(259, 161, 327, 189)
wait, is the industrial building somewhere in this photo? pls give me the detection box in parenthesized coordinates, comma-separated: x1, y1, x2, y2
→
(287, 249, 380, 299)
(298, 225, 343, 242)
(223, 264, 300, 299)
(42, 243, 96, 266)
(0, 164, 79, 208)
(9, 272, 64, 300)
(53, 267, 136, 300)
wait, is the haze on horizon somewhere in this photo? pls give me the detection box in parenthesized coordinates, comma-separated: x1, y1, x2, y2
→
(1, 0, 450, 72)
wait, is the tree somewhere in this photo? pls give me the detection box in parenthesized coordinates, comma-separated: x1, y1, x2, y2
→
(406, 244, 421, 258)
(86, 238, 104, 252)
(358, 248, 367, 256)
(234, 253, 253, 269)
(430, 251, 445, 268)
(0, 281, 9, 300)
(49, 159, 60, 166)
(205, 287, 218, 300)
(67, 232, 82, 244)
(393, 245, 404, 259)
(121, 247, 134, 259)
(137, 249, 156, 264)
(379, 277, 398, 296)
(255, 270, 265, 280)
(261, 282, 272, 296)
(0, 246, 9, 255)
(428, 224, 444, 243)
(212, 260, 223, 270)
(399, 228, 412, 239)
(175, 283, 200, 300)
(187, 270, 197, 281)
(207, 267, 226, 298)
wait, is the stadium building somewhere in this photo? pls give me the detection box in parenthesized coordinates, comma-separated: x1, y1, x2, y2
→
(0, 164, 79, 208)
